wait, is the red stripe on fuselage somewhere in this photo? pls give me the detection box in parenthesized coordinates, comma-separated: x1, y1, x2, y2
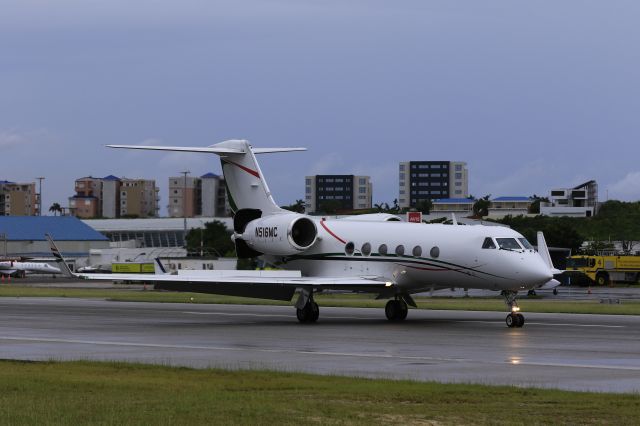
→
(320, 219, 346, 244)
(224, 160, 260, 179)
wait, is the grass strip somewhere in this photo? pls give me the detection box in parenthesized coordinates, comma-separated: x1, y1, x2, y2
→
(1, 285, 639, 315)
(0, 360, 638, 425)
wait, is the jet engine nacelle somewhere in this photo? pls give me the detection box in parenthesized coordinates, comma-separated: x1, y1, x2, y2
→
(241, 214, 318, 256)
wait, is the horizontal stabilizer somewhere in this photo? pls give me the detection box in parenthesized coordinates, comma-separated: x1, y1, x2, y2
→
(252, 148, 306, 154)
(106, 144, 245, 154)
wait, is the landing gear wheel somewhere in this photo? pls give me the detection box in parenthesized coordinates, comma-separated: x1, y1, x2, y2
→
(506, 313, 525, 328)
(296, 301, 319, 323)
(385, 300, 408, 321)
(553, 288, 558, 295)
(506, 313, 516, 328)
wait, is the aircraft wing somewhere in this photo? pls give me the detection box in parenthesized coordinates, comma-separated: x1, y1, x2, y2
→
(70, 271, 391, 301)
(0, 269, 17, 275)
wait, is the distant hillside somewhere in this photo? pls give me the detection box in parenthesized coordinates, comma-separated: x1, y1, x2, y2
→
(493, 201, 640, 251)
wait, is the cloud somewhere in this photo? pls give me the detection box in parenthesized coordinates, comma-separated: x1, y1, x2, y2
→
(0, 130, 31, 148)
(607, 172, 640, 201)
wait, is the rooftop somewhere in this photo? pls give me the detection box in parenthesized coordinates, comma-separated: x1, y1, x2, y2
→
(492, 196, 531, 202)
(0, 216, 109, 241)
(433, 198, 474, 204)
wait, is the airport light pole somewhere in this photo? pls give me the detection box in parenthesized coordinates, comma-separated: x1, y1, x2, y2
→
(36, 177, 45, 216)
(180, 170, 190, 247)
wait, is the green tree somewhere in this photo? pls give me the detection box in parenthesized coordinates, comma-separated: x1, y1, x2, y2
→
(185, 220, 234, 257)
(317, 200, 344, 215)
(281, 199, 306, 213)
(528, 194, 549, 214)
(414, 199, 433, 214)
(48, 203, 63, 216)
(473, 195, 491, 217)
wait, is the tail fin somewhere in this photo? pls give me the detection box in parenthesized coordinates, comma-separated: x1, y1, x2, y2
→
(153, 258, 168, 274)
(107, 139, 305, 214)
(45, 234, 75, 278)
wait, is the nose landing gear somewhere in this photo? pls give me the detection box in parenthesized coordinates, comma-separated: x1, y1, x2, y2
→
(296, 300, 319, 323)
(502, 290, 525, 328)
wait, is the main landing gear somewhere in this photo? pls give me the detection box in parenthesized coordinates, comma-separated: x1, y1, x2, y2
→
(502, 290, 525, 328)
(296, 300, 319, 323)
(385, 299, 408, 321)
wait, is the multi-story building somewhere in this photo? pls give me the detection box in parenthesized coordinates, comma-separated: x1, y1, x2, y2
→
(0, 181, 37, 216)
(120, 179, 159, 218)
(305, 175, 372, 213)
(168, 173, 229, 218)
(398, 161, 468, 209)
(488, 196, 532, 218)
(541, 180, 598, 217)
(70, 176, 159, 219)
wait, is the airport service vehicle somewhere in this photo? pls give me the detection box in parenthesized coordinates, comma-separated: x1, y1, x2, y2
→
(48, 139, 558, 328)
(566, 255, 640, 285)
(111, 262, 155, 274)
(0, 260, 61, 277)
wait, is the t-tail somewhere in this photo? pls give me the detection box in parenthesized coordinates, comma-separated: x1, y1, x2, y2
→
(107, 139, 305, 215)
(45, 233, 76, 278)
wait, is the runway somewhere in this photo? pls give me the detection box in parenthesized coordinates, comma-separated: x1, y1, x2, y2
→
(1, 297, 639, 393)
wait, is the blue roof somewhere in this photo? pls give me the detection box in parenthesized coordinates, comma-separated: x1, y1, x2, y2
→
(0, 180, 16, 184)
(103, 175, 121, 181)
(0, 216, 108, 241)
(201, 172, 220, 178)
(492, 196, 531, 202)
(433, 198, 474, 204)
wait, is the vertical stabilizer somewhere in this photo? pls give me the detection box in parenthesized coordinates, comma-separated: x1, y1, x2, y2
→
(216, 140, 283, 214)
(536, 231, 562, 274)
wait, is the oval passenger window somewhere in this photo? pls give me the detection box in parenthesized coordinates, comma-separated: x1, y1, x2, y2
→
(430, 246, 440, 258)
(378, 244, 388, 256)
(395, 245, 405, 256)
(412, 246, 422, 257)
(345, 241, 355, 256)
(361, 242, 371, 256)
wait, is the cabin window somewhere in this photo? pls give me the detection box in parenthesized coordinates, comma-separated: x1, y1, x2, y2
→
(378, 244, 388, 256)
(496, 238, 522, 250)
(345, 242, 355, 256)
(361, 242, 371, 256)
(395, 245, 405, 256)
(430, 246, 440, 258)
(482, 237, 496, 249)
(412, 246, 422, 257)
(518, 238, 534, 250)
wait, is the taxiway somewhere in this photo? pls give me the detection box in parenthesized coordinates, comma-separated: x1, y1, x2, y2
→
(1, 297, 639, 393)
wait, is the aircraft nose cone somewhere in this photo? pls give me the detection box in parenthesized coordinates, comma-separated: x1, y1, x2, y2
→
(524, 261, 553, 285)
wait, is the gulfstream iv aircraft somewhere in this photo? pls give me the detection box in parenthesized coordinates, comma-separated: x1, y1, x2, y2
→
(48, 139, 558, 328)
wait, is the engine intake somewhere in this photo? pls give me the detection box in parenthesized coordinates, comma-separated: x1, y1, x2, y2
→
(241, 214, 318, 256)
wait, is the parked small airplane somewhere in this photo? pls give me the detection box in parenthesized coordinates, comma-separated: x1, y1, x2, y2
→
(0, 260, 61, 277)
(47, 139, 559, 327)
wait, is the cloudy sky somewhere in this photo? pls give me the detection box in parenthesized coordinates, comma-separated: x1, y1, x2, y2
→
(1, 0, 639, 214)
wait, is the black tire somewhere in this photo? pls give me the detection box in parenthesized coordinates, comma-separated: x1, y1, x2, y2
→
(553, 288, 558, 295)
(310, 302, 319, 323)
(596, 273, 609, 286)
(505, 313, 516, 328)
(385, 300, 398, 321)
(516, 313, 525, 327)
(296, 308, 308, 323)
(396, 300, 408, 321)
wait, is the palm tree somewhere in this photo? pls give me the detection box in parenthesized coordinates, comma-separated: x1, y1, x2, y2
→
(49, 203, 62, 216)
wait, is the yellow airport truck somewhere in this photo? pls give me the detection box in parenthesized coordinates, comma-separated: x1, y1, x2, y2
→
(566, 255, 640, 285)
(111, 262, 155, 274)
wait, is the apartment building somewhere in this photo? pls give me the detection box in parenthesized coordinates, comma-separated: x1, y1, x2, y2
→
(305, 175, 372, 213)
(69, 176, 159, 219)
(168, 173, 229, 218)
(398, 161, 468, 209)
(0, 181, 37, 216)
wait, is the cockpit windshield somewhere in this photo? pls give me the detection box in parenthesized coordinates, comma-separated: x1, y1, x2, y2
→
(496, 238, 522, 251)
(518, 238, 534, 250)
(482, 237, 496, 249)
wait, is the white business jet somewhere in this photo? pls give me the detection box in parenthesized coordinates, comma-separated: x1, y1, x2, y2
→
(0, 261, 61, 277)
(48, 139, 557, 327)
